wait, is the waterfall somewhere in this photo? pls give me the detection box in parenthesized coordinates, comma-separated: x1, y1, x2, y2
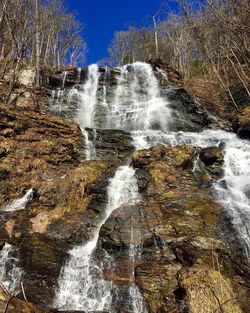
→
(2, 188, 34, 212)
(73, 64, 99, 159)
(107, 62, 171, 134)
(51, 61, 250, 311)
(214, 136, 250, 258)
(0, 243, 23, 295)
(77, 67, 82, 83)
(76, 64, 99, 129)
(81, 128, 96, 161)
(54, 165, 140, 311)
(62, 71, 68, 89)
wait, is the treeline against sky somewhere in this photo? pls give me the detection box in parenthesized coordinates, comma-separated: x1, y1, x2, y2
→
(108, 0, 250, 108)
(0, 0, 86, 95)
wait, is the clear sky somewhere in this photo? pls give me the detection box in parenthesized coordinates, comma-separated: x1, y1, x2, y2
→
(66, 0, 168, 64)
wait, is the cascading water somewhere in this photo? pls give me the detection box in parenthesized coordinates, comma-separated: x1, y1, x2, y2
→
(54, 165, 140, 311)
(2, 188, 34, 212)
(107, 62, 172, 134)
(0, 243, 23, 295)
(75, 64, 99, 158)
(62, 71, 68, 89)
(76, 64, 100, 129)
(52, 61, 250, 311)
(214, 135, 250, 258)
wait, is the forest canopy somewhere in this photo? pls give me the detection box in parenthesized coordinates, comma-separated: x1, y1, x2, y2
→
(108, 0, 250, 108)
(0, 0, 86, 94)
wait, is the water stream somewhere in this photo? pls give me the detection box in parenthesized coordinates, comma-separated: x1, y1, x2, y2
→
(2, 188, 34, 212)
(0, 243, 23, 295)
(49, 62, 250, 311)
(54, 166, 140, 311)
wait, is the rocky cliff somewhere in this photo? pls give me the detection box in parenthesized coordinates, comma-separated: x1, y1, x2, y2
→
(0, 62, 250, 313)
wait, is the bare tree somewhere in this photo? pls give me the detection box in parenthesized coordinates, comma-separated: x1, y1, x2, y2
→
(0, 0, 87, 102)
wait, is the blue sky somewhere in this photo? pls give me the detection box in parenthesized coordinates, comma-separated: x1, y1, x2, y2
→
(66, 0, 171, 64)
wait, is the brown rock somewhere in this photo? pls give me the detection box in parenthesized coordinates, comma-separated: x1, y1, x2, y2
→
(0, 287, 51, 313)
(178, 265, 243, 313)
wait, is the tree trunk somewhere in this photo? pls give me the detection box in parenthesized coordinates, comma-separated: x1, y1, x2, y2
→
(35, 0, 40, 88)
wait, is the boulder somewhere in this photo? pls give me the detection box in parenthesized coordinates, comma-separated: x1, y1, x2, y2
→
(17, 68, 36, 87)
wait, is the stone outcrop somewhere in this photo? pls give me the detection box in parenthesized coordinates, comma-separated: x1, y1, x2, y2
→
(165, 88, 232, 132)
(148, 59, 183, 87)
(0, 61, 249, 313)
(98, 145, 250, 312)
(0, 104, 82, 205)
(0, 104, 114, 307)
(86, 128, 135, 164)
(41, 67, 88, 88)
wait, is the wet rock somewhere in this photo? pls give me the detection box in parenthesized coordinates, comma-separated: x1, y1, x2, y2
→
(41, 67, 88, 88)
(198, 146, 224, 179)
(148, 59, 183, 87)
(96, 145, 250, 312)
(0, 159, 112, 307)
(86, 128, 135, 164)
(0, 104, 114, 307)
(199, 146, 223, 166)
(165, 88, 232, 132)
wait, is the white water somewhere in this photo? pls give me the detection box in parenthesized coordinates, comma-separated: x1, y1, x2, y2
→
(214, 136, 250, 258)
(156, 67, 169, 83)
(54, 62, 172, 312)
(107, 62, 172, 133)
(2, 188, 34, 212)
(81, 127, 96, 161)
(76, 64, 99, 129)
(73, 64, 99, 158)
(53, 62, 250, 311)
(54, 165, 140, 311)
(77, 67, 82, 83)
(0, 243, 23, 295)
(62, 71, 68, 89)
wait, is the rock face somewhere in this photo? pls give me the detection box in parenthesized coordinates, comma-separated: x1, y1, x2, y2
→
(148, 59, 183, 87)
(98, 145, 250, 312)
(0, 104, 114, 307)
(165, 88, 232, 132)
(0, 287, 52, 313)
(47, 66, 232, 134)
(0, 104, 82, 204)
(86, 128, 135, 164)
(41, 67, 88, 88)
(0, 61, 248, 313)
